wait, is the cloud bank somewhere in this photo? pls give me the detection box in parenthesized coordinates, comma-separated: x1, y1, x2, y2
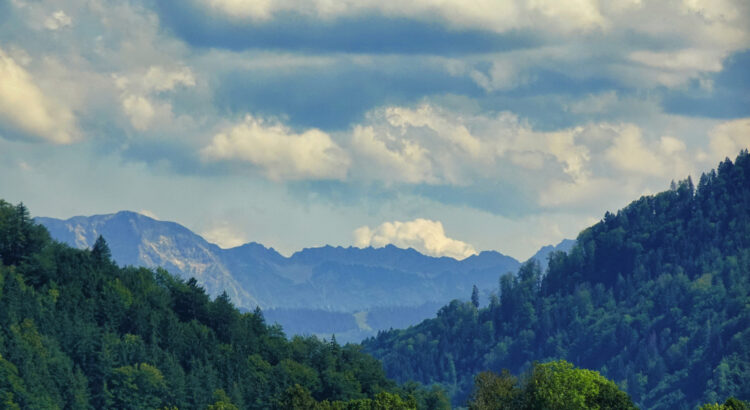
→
(354, 218, 477, 259)
(0, 48, 77, 144)
(201, 115, 350, 181)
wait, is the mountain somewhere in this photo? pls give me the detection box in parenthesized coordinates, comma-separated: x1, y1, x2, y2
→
(362, 151, 750, 408)
(527, 238, 575, 269)
(37, 211, 258, 308)
(0, 200, 447, 409)
(37, 212, 523, 342)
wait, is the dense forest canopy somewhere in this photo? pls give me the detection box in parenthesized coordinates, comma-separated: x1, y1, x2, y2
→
(0, 200, 449, 409)
(363, 151, 750, 409)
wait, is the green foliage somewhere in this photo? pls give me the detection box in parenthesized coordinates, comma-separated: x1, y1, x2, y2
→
(106, 363, 168, 409)
(700, 397, 750, 410)
(0, 199, 438, 409)
(468, 370, 518, 410)
(364, 151, 750, 408)
(468, 361, 636, 410)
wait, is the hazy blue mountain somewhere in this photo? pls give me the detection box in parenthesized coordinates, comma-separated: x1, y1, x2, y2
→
(527, 238, 576, 270)
(37, 211, 525, 341)
(37, 211, 257, 307)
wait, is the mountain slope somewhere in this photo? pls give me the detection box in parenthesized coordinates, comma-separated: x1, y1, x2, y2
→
(37, 212, 524, 341)
(362, 151, 750, 408)
(37, 211, 257, 308)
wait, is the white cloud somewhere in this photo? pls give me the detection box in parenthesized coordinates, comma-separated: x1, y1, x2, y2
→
(116, 66, 196, 94)
(350, 103, 591, 185)
(121, 95, 156, 131)
(202, 0, 609, 33)
(538, 177, 619, 207)
(709, 118, 750, 160)
(351, 125, 436, 184)
(138, 209, 159, 219)
(566, 91, 619, 114)
(628, 48, 726, 87)
(354, 218, 477, 259)
(202, 114, 351, 180)
(200, 0, 750, 92)
(0, 48, 77, 144)
(115, 66, 196, 131)
(44, 10, 72, 30)
(605, 124, 665, 176)
(469, 58, 530, 92)
(201, 224, 248, 249)
(604, 124, 691, 178)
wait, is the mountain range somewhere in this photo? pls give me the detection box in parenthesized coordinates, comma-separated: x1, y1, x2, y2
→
(36, 212, 572, 341)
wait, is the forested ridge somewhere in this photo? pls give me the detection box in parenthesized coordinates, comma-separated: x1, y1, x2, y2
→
(0, 201, 448, 409)
(363, 151, 750, 409)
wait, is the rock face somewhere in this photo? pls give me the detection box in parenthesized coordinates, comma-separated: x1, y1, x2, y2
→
(37, 212, 257, 308)
(38, 211, 570, 341)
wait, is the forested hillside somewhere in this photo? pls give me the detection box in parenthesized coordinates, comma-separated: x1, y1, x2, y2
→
(0, 201, 447, 409)
(363, 151, 750, 409)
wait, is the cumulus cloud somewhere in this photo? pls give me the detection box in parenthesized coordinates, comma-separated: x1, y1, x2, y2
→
(115, 66, 196, 131)
(202, 115, 351, 181)
(343, 100, 716, 214)
(351, 125, 435, 184)
(198, 0, 749, 90)
(605, 124, 691, 178)
(628, 48, 727, 87)
(44, 10, 72, 30)
(202, 0, 608, 33)
(0, 48, 77, 144)
(201, 224, 248, 249)
(349, 103, 591, 185)
(354, 218, 477, 259)
(121, 95, 157, 131)
(708, 118, 750, 160)
(116, 66, 196, 94)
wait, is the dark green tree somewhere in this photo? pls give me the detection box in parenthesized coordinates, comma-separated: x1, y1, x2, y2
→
(471, 285, 480, 308)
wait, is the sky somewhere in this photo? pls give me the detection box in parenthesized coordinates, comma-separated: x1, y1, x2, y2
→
(0, 0, 749, 260)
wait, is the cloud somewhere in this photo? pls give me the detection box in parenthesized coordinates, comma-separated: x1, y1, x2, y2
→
(44, 10, 72, 30)
(628, 48, 726, 87)
(709, 118, 750, 160)
(351, 125, 435, 184)
(138, 209, 159, 220)
(115, 66, 196, 131)
(349, 103, 591, 186)
(201, 224, 248, 249)
(116, 66, 196, 94)
(0, 48, 77, 144)
(201, 114, 351, 180)
(604, 123, 691, 178)
(566, 91, 619, 114)
(121, 95, 157, 131)
(201, 0, 608, 33)
(354, 218, 477, 259)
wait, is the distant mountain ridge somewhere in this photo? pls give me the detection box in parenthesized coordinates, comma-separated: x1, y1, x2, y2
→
(527, 238, 576, 267)
(37, 211, 571, 341)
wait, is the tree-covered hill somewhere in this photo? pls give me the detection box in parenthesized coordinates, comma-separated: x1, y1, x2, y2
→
(0, 200, 447, 409)
(363, 151, 750, 409)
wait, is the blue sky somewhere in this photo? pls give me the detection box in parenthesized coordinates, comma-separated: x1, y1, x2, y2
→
(1, 0, 749, 260)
